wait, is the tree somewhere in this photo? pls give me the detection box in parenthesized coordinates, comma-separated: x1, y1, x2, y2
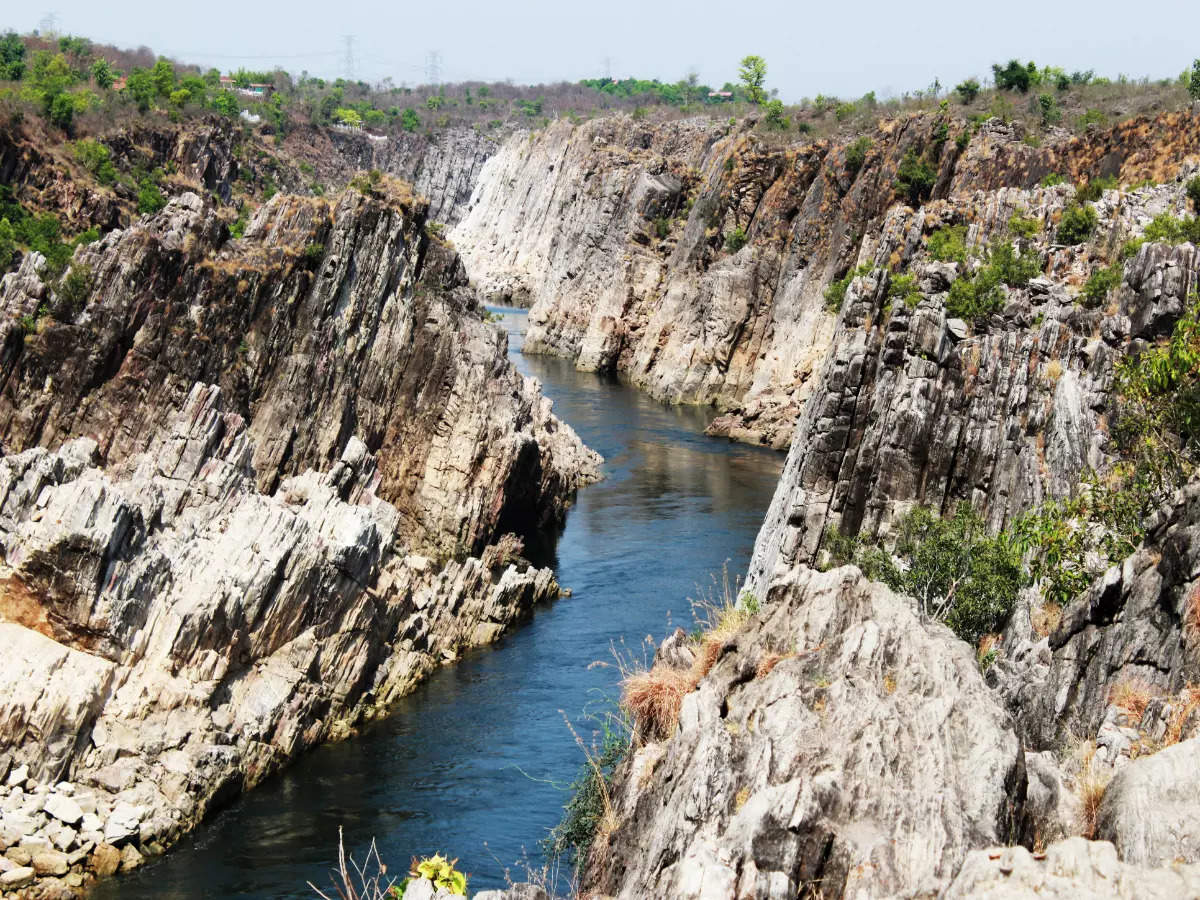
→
(151, 58, 175, 97)
(954, 78, 980, 104)
(1190, 59, 1200, 102)
(125, 68, 155, 112)
(210, 91, 238, 117)
(992, 59, 1037, 93)
(28, 51, 76, 125)
(90, 57, 115, 89)
(0, 31, 26, 81)
(763, 98, 789, 129)
(738, 55, 768, 105)
(400, 108, 420, 132)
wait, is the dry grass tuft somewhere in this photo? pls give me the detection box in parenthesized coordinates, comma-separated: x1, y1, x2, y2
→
(1183, 583, 1200, 648)
(756, 651, 794, 679)
(309, 826, 398, 900)
(1044, 359, 1064, 384)
(1067, 738, 1112, 839)
(1108, 678, 1156, 723)
(1031, 601, 1063, 638)
(621, 665, 698, 741)
(977, 633, 1000, 662)
(1164, 686, 1200, 746)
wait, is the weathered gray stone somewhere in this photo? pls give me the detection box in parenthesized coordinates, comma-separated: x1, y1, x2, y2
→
(30, 849, 68, 876)
(591, 566, 1027, 899)
(42, 794, 83, 826)
(944, 838, 1200, 898)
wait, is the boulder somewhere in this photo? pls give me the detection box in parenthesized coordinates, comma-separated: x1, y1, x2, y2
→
(119, 842, 144, 871)
(89, 843, 120, 877)
(31, 848, 69, 875)
(0, 866, 34, 889)
(43, 793, 83, 826)
(1096, 737, 1200, 866)
(945, 838, 1200, 898)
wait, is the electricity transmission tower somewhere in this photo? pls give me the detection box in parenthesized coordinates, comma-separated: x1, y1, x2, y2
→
(426, 51, 441, 86)
(343, 35, 355, 81)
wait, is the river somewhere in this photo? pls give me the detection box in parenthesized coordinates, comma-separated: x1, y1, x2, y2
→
(94, 308, 783, 898)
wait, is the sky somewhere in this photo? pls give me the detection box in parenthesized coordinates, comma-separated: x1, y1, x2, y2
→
(5, 1, 1200, 102)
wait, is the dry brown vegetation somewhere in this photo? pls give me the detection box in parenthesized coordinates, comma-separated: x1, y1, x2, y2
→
(1031, 601, 1063, 638)
(1108, 677, 1156, 723)
(1066, 738, 1112, 839)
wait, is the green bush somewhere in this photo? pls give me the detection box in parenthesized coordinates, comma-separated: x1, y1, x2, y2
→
(1080, 263, 1122, 308)
(887, 272, 920, 309)
(544, 717, 629, 874)
(927, 225, 968, 262)
(946, 267, 1003, 323)
(724, 226, 748, 252)
(1037, 93, 1061, 126)
(1190, 59, 1200, 102)
(1007, 213, 1040, 239)
(763, 98, 789, 129)
(954, 78, 980, 104)
(0, 218, 14, 271)
(53, 263, 93, 319)
(1186, 176, 1200, 212)
(988, 239, 1042, 287)
(73, 139, 116, 185)
(825, 503, 1023, 645)
(1141, 212, 1200, 246)
(823, 263, 873, 312)
(1055, 203, 1098, 244)
(895, 149, 936, 205)
(1076, 108, 1107, 129)
(302, 243, 325, 268)
(0, 31, 26, 81)
(993, 59, 1037, 93)
(1076, 175, 1117, 202)
(1040, 173, 1066, 187)
(845, 136, 872, 176)
(137, 181, 166, 215)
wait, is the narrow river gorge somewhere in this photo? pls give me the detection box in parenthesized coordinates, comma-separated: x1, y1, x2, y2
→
(91, 308, 783, 898)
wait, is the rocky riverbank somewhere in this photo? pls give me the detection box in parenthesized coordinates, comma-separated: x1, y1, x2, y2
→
(0, 178, 599, 896)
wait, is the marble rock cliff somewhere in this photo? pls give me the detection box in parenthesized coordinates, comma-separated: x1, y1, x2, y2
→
(0, 184, 598, 895)
(452, 112, 1200, 449)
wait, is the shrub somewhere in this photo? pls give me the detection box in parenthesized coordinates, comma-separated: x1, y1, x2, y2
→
(845, 136, 872, 176)
(400, 108, 420, 132)
(543, 713, 628, 875)
(302, 243, 325, 268)
(1076, 175, 1117, 202)
(927, 225, 968, 262)
(993, 59, 1036, 93)
(1037, 93, 1061, 126)
(954, 78, 980, 104)
(394, 855, 467, 897)
(988, 239, 1042, 287)
(73, 139, 116, 185)
(54, 263, 93, 319)
(895, 149, 936, 206)
(0, 217, 13, 271)
(887, 272, 920, 309)
(1040, 173, 1066, 187)
(823, 263, 873, 312)
(763, 98, 789, 129)
(1080, 263, 1122, 308)
(1190, 59, 1200, 102)
(137, 181, 166, 214)
(1056, 203, 1098, 244)
(1141, 212, 1200, 245)
(827, 504, 1023, 645)
(1187, 176, 1200, 212)
(946, 267, 1003, 324)
(1008, 213, 1040, 239)
(724, 225, 748, 252)
(1077, 108, 1107, 129)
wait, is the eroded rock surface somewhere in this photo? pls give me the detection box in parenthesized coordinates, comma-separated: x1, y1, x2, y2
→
(591, 566, 1026, 899)
(0, 183, 599, 894)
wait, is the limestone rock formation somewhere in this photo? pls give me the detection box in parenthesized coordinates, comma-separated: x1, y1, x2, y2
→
(452, 112, 1200, 449)
(591, 566, 1026, 899)
(0, 181, 599, 894)
(944, 838, 1200, 898)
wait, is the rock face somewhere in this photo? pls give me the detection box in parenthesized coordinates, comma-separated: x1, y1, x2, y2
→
(452, 112, 1200, 448)
(747, 177, 1200, 590)
(945, 837, 1200, 899)
(591, 566, 1026, 899)
(0, 182, 599, 892)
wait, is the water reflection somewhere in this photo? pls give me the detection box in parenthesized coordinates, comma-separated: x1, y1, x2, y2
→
(95, 307, 782, 899)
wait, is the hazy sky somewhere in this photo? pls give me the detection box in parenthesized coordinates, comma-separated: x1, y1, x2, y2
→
(6, 2, 1200, 101)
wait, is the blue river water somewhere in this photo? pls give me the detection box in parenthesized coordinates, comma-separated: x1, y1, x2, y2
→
(93, 308, 783, 898)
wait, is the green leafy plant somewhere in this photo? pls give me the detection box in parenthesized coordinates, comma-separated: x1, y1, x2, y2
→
(1040, 173, 1066, 187)
(927, 225, 968, 263)
(1008, 213, 1040, 239)
(1080, 263, 1122, 308)
(724, 225, 748, 252)
(895, 149, 936, 205)
(887, 272, 921, 309)
(1186, 176, 1200, 212)
(1076, 175, 1117, 202)
(954, 78, 980, 104)
(391, 855, 467, 897)
(72, 139, 116, 185)
(1055, 203, 1098, 244)
(823, 263, 874, 313)
(824, 503, 1024, 645)
(845, 137, 872, 176)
